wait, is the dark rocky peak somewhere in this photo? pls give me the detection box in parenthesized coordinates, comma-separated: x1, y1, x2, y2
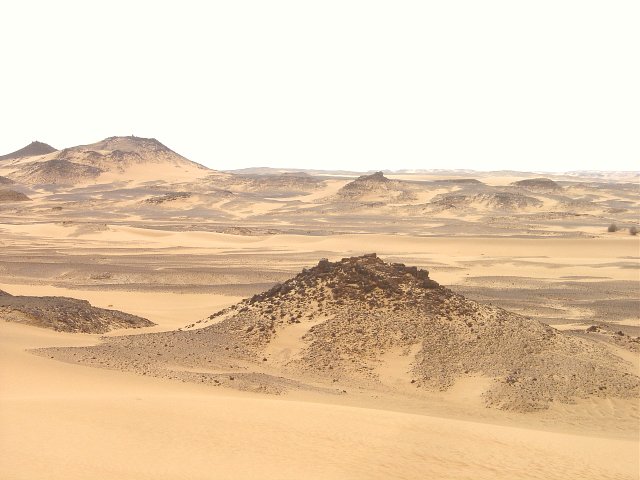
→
(0, 140, 57, 161)
(244, 254, 439, 306)
(356, 171, 390, 183)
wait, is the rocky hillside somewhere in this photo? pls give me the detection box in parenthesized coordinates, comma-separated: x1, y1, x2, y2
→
(0, 289, 155, 333)
(512, 177, 562, 192)
(334, 172, 417, 202)
(4, 136, 213, 185)
(11, 159, 102, 185)
(222, 172, 325, 195)
(428, 191, 543, 211)
(40, 255, 638, 411)
(0, 141, 57, 161)
(53, 136, 208, 173)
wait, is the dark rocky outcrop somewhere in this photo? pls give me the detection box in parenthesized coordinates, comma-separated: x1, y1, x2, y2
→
(0, 289, 155, 333)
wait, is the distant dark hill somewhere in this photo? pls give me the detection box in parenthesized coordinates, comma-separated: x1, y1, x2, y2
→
(0, 141, 57, 161)
(512, 178, 562, 193)
(0, 189, 31, 202)
(0, 289, 155, 333)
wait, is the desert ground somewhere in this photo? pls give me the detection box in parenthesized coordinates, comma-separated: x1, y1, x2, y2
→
(1, 137, 638, 479)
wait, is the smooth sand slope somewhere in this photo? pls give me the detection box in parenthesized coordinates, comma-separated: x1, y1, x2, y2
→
(1, 319, 638, 480)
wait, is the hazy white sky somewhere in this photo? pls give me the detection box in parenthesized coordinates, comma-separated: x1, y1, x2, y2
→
(1, 1, 638, 172)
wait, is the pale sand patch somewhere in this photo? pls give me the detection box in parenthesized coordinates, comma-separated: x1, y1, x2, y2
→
(263, 316, 328, 364)
(553, 322, 590, 331)
(610, 318, 640, 327)
(375, 344, 422, 390)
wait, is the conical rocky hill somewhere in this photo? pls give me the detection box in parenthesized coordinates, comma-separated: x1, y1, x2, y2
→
(0, 141, 57, 161)
(0, 189, 31, 202)
(40, 255, 639, 411)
